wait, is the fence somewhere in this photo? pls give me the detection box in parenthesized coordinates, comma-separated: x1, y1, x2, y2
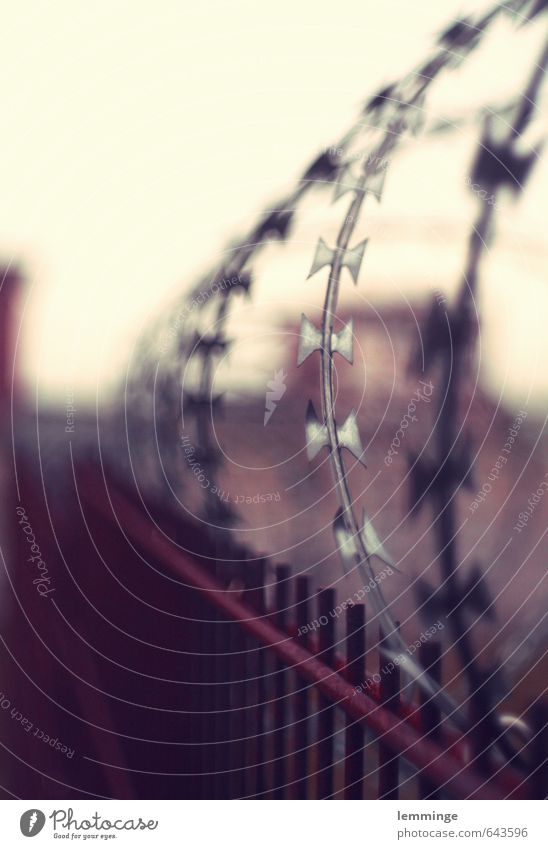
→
(0, 280, 544, 801)
(117, 5, 548, 787)
(2, 1, 547, 798)
(68, 463, 539, 801)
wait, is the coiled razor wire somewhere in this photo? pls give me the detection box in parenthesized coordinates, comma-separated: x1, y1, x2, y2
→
(113, 0, 548, 747)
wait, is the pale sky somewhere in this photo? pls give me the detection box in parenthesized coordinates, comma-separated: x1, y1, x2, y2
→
(0, 1, 546, 409)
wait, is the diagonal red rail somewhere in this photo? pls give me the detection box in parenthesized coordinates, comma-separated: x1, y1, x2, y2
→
(78, 465, 529, 800)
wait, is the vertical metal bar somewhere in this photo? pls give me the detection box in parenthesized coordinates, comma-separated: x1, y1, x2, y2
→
(186, 585, 203, 800)
(226, 612, 237, 799)
(273, 565, 290, 798)
(228, 562, 247, 799)
(208, 588, 222, 801)
(470, 680, 496, 776)
(212, 558, 231, 799)
(246, 557, 267, 798)
(529, 703, 548, 800)
(378, 625, 400, 799)
(294, 575, 310, 799)
(317, 586, 335, 799)
(195, 587, 207, 800)
(418, 641, 442, 800)
(345, 602, 366, 799)
(242, 558, 262, 799)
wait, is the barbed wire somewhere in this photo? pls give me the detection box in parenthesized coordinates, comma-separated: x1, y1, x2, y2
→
(114, 0, 546, 742)
(408, 28, 548, 761)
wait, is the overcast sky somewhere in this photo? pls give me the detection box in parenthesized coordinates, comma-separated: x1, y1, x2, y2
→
(0, 1, 546, 411)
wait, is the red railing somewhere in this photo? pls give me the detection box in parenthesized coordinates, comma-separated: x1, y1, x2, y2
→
(71, 463, 534, 800)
